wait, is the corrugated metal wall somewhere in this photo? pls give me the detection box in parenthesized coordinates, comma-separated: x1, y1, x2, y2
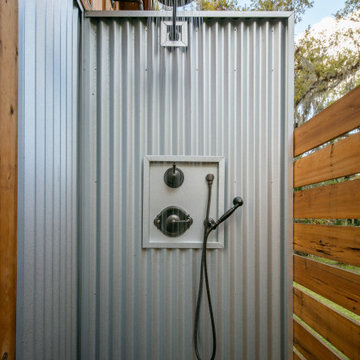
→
(79, 14, 293, 360)
(17, 0, 80, 359)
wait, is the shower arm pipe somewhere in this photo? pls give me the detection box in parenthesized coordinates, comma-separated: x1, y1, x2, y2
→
(172, 0, 177, 41)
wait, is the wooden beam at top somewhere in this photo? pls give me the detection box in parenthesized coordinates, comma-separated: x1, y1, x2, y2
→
(0, 0, 19, 359)
(80, 0, 153, 10)
(81, 0, 118, 10)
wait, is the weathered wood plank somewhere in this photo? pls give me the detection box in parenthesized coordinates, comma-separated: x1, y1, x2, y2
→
(0, 0, 18, 359)
(294, 86, 360, 156)
(293, 318, 340, 360)
(294, 132, 360, 187)
(87, 0, 104, 10)
(294, 223, 360, 267)
(118, 1, 141, 9)
(294, 179, 360, 219)
(293, 255, 360, 315)
(80, 0, 93, 10)
(102, 0, 114, 10)
(294, 287, 360, 359)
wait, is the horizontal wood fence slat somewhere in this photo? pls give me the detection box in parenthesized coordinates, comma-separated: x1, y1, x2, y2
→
(293, 351, 302, 360)
(293, 255, 360, 315)
(293, 318, 340, 360)
(294, 286, 360, 359)
(293, 86, 360, 359)
(294, 86, 360, 156)
(294, 223, 360, 267)
(294, 131, 360, 187)
(294, 179, 360, 219)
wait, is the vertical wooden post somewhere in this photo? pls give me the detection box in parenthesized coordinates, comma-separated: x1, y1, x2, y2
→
(102, 0, 114, 10)
(92, 0, 103, 9)
(0, 0, 18, 359)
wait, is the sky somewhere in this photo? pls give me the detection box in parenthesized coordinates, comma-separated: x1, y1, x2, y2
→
(179, 0, 349, 36)
(294, 0, 347, 36)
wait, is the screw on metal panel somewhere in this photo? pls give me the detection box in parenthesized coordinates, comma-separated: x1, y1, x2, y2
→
(2, 353, 8, 360)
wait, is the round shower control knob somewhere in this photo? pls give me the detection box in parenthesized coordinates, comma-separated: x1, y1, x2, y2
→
(157, 0, 193, 6)
(154, 206, 193, 237)
(164, 163, 184, 188)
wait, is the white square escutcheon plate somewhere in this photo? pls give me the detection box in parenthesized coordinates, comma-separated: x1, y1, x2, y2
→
(142, 155, 225, 249)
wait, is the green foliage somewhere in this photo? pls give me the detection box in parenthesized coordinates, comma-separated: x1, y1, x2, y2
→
(246, 0, 313, 23)
(336, 0, 360, 18)
(295, 11, 360, 125)
(196, 0, 240, 11)
(194, 0, 360, 126)
(197, 0, 313, 22)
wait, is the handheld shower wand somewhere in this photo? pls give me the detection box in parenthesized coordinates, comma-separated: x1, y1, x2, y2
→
(208, 196, 244, 231)
(194, 174, 243, 360)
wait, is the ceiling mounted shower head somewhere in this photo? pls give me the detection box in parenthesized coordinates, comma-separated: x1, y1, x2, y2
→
(159, 0, 193, 47)
(157, 0, 193, 7)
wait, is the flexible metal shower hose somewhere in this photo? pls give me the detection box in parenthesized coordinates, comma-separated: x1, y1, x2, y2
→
(193, 176, 217, 360)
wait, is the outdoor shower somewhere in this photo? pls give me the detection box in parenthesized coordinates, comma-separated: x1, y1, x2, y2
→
(142, 0, 246, 353)
(15, 2, 294, 357)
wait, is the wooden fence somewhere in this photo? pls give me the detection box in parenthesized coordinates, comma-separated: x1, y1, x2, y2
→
(293, 86, 360, 359)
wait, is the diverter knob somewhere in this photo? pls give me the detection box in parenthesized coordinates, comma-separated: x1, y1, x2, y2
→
(164, 163, 184, 188)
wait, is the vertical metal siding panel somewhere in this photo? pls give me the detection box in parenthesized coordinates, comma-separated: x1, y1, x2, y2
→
(238, 21, 247, 358)
(230, 22, 241, 359)
(22, 0, 37, 356)
(80, 16, 290, 360)
(265, 21, 274, 358)
(66, 4, 73, 358)
(60, 2, 68, 357)
(79, 18, 98, 360)
(44, 1, 55, 357)
(34, 0, 46, 357)
(138, 22, 149, 360)
(71, 9, 79, 360)
(247, 21, 256, 359)
(17, 0, 79, 359)
(241, 21, 250, 358)
(97, 20, 111, 360)
(270, 21, 285, 360)
(52, 4, 61, 355)
(224, 22, 233, 358)
(258, 20, 270, 358)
